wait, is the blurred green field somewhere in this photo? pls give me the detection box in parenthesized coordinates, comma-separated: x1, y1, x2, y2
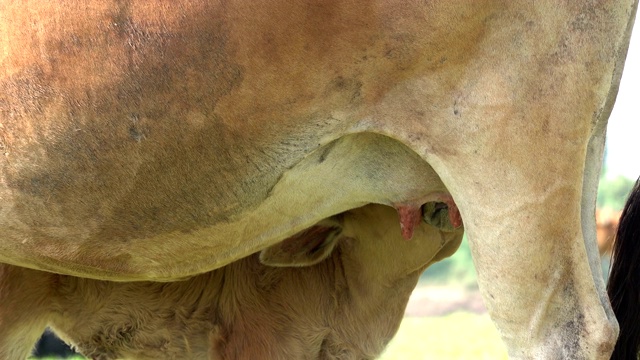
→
(380, 313, 507, 360)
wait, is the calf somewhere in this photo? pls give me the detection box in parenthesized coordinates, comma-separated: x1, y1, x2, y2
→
(0, 204, 462, 359)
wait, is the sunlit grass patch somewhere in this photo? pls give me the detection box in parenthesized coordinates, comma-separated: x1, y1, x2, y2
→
(380, 312, 507, 360)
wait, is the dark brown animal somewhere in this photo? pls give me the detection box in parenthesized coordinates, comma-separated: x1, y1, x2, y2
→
(608, 177, 640, 360)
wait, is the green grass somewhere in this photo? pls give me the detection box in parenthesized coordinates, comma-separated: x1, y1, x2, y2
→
(380, 312, 508, 360)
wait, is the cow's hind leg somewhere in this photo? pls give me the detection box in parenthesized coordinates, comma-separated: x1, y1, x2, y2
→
(0, 264, 56, 359)
(436, 144, 617, 359)
(406, 65, 620, 358)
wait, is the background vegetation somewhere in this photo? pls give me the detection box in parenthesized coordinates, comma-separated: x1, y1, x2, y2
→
(597, 175, 636, 210)
(380, 314, 507, 359)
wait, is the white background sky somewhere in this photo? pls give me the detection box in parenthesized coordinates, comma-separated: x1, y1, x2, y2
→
(605, 23, 639, 181)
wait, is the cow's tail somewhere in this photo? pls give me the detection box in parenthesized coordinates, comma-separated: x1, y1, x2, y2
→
(607, 176, 640, 360)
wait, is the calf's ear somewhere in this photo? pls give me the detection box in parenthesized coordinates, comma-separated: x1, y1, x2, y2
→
(259, 221, 342, 267)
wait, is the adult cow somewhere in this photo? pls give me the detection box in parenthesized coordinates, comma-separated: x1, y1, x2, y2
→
(0, 1, 637, 359)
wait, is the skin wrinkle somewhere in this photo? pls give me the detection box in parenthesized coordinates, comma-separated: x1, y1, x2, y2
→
(528, 265, 565, 343)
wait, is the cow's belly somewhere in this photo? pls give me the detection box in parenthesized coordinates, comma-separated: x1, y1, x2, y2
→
(0, 132, 448, 280)
(0, 0, 499, 280)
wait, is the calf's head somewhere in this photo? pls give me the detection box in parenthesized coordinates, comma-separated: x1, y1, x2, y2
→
(257, 203, 463, 356)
